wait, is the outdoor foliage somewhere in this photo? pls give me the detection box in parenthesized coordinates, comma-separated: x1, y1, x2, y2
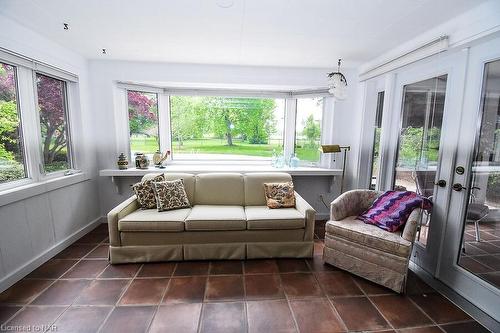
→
(301, 114, 321, 148)
(170, 96, 277, 147)
(398, 126, 440, 168)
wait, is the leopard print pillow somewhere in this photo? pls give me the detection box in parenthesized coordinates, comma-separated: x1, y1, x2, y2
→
(153, 179, 191, 212)
(132, 174, 165, 209)
(264, 181, 296, 209)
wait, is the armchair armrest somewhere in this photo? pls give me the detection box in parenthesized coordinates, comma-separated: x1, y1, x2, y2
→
(295, 191, 316, 241)
(330, 190, 380, 221)
(402, 208, 422, 242)
(107, 195, 139, 246)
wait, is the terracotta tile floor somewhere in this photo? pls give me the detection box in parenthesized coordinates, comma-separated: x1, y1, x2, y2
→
(0, 222, 490, 333)
(458, 221, 500, 290)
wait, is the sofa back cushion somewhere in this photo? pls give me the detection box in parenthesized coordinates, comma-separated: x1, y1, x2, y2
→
(244, 173, 292, 206)
(194, 173, 244, 205)
(142, 173, 196, 203)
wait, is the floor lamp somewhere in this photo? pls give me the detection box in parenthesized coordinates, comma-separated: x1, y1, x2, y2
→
(321, 144, 350, 194)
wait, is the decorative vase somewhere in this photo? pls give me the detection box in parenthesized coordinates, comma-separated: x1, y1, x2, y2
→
(135, 153, 150, 169)
(117, 153, 128, 170)
(290, 154, 300, 168)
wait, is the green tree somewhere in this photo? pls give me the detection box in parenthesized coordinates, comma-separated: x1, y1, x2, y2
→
(170, 96, 207, 146)
(302, 114, 321, 148)
(0, 100, 19, 160)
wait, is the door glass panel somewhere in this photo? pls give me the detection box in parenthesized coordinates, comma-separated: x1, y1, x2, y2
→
(369, 91, 384, 190)
(458, 60, 500, 290)
(394, 75, 448, 246)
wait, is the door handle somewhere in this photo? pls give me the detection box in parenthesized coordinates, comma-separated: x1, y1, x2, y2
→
(452, 183, 467, 192)
(434, 180, 447, 187)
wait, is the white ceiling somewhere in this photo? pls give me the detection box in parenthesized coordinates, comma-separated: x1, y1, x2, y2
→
(0, 0, 488, 68)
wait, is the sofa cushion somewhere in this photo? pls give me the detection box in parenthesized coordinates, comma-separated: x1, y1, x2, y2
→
(325, 216, 411, 257)
(118, 208, 190, 232)
(245, 206, 305, 230)
(194, 173, 244, 205)
(142, 173, 196, 204)
(244, 173, 292, 206)
(185, 205, 246, 231)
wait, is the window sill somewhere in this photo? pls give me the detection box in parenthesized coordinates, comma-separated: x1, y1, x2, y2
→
(0, 172, 89, 207)
(99, 165, 342, 177)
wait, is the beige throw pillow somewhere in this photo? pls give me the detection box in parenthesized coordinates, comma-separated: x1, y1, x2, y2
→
(264, 181, 296, 209)
(153, 179, 191, 212)
(132, 174, 165, 209)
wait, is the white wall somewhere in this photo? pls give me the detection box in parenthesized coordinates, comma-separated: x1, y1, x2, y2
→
(0, 15, 101, 292)
(87, 60, 361, 218)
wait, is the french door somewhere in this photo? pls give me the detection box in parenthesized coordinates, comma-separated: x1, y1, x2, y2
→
(382, 50, 468, 275)
(439, 38, 500, 322)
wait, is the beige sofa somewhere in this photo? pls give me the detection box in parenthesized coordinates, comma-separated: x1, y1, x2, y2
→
(107, 172, 316, 264)
(323, 190, 422, 293)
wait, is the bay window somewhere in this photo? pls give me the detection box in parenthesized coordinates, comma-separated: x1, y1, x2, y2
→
(121, 84, 331, 166)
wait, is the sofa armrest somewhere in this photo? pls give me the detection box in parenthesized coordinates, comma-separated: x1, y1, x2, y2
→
(402, 208, 422, 242)
(295, 191, 316, 241)
(330, 190, 380, 221)
(107, 195, 139, 246)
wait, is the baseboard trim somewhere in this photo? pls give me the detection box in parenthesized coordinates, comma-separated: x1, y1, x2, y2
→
(409, 262, 500, 332)
(0, 216, 106, 293)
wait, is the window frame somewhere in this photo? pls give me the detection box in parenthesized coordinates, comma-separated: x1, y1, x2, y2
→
(119, 83, 333, 166)
(294, 96, 326, 167)
(0, 60, 30, 188)
(167, 94, 288, 162)
(0, 49, 80, 193)
(33, 71, 75, 177)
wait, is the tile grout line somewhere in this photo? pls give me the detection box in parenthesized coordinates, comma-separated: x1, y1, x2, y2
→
(144, 264, 174, 333)
(40, 236, 110, 333)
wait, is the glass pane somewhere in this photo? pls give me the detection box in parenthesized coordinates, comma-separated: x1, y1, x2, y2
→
(394, 75, 447, 246)
(458, 60, 500, 290)
(36, 73, 71, 173)
(128, 91, 159, 158)
(295, 97, 323, 165)
(369, 91, 384, 190)
(169, 96, 285, 160)
(0, 63, 27, 184)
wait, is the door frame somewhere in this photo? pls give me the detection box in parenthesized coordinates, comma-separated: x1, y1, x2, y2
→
(439, 38, 500, 322)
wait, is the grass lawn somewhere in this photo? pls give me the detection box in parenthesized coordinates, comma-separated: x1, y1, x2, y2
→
(131, 136, 319, 162)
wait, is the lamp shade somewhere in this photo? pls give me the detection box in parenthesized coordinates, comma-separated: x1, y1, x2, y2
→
(320, 144, 341, 153)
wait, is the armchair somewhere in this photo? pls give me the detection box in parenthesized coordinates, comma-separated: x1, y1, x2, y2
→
(323, 190, 422, 293)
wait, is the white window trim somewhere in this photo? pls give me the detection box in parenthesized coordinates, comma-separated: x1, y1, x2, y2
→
(0, 51, 82, 195)
(117, 82, 333, 167)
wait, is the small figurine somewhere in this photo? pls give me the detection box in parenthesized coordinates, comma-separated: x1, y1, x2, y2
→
(153, 150, 170, 169)
(117, 153, 128, 170)
(135, 153, 150, 169)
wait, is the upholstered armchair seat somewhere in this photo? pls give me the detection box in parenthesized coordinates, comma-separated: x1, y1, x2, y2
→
(323, 190, 422, 293)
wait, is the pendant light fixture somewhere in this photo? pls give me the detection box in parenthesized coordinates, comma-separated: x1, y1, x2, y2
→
(327, 59, 348, 100)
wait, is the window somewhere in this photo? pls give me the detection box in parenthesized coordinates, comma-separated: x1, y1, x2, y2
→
(169, 96, 285, 160)
(0, 62, 27, 184)
(295, 97, 323, 165)
(36, 73, 72, 173)
(127, 90, 159, 158)
(369, 91, 384, 189)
